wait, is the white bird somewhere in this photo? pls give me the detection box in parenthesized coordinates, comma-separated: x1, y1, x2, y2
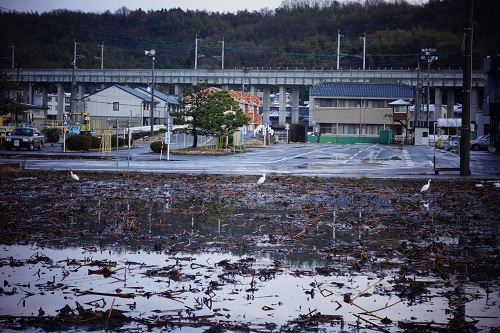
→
(420, 179, 431, 193)
(257, 173, 266, 186)
(70, 171, 79, 181)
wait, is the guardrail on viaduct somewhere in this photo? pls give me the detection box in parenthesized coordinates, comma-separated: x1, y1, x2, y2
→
(8, 68, 484, 88)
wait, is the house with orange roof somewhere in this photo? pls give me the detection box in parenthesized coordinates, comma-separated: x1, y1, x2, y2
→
(226, 89, 262, 131)
(200, 87, 262, 132)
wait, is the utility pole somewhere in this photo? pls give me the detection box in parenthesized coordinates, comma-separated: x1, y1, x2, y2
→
(421, 48, 438, 129)
(194, 35, 204, 69)
(213, 37, 225, 70)
(337, 30, 343, 70)
(71, 39, 82, 114)
(96, 41, 104, 69)
(145, 49, 156, 135)
(460, 0, 473, 176)
(361, 33, 366, 70)
(8, 44, 14, 69)
(414, 63, 421, 128)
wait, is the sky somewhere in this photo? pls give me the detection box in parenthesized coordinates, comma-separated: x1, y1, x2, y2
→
(0, 0, 284, 14)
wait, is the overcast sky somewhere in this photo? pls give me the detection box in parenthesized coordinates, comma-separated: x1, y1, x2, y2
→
(0, 0, 285, 14)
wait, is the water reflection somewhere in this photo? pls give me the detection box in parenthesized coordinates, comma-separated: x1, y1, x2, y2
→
(1, 175, 499, 333)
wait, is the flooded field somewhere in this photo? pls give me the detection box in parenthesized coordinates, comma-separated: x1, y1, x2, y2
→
(1, 170, 499, 332)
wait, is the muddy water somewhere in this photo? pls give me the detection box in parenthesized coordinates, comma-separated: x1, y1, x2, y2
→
(0, 171, 499, 332)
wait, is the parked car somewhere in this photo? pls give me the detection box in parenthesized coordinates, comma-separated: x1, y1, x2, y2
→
(470, 134, 490, 151)
(4, 127, 45, 151)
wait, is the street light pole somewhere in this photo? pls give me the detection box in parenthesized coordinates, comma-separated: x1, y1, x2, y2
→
(421, 48, 438, 130)
(145, 49, 156, 136)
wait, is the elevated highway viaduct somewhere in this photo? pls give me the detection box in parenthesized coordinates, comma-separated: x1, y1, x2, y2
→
(8, 67, 484, 126)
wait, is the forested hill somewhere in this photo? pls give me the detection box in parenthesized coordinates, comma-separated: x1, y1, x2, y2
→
(0, 0, 498, 71)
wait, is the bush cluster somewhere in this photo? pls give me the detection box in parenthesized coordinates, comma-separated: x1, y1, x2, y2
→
(65, 134, 131, 151)
(150, 141, 166, 153)
(42, 128, 62, 142)
(65, 135, 97, 151)
(110, 135, 130, 148)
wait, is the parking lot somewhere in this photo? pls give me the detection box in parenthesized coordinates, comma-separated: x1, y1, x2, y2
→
(1, 141, 499, 179)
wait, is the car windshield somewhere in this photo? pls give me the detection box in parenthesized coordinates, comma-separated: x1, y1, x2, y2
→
(13, 128, 34, 136)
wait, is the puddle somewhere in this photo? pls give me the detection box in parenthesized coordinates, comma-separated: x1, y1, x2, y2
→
(0, 171, 499, 332)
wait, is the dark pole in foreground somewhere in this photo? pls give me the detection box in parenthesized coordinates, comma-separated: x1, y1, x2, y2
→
(460, 0, 472, 176)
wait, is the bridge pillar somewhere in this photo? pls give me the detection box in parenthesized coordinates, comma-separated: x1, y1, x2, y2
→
(57, 83, 65, 120)
(291, 87, 299, 124)
(279, 85, 286, 126)
(174, 84, 182, 99)
(250, 86, 257, 98)
(41, 86, 48, 126)
(434, 87, 443, 119)
(446, 88, 455, 118)
(22, 84, 32, 104)
(262, 87, 270, 125)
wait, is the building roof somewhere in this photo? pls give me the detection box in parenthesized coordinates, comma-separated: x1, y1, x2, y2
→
(310, 82, 414, 99)
(389, 99, 412, 106)
(195, 87, 261, 106)
(115, 85, 152, 101)
(136, 87, 179, 105)
(24, 103, 49, 110)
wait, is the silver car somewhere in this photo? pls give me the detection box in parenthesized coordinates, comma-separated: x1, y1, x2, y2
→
(470, 134, 490, 151)
(4, 127, 45, 151)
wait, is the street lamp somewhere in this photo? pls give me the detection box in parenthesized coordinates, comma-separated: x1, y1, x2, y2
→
(421, 48, 438, 129)
(145, 49, 156, 135)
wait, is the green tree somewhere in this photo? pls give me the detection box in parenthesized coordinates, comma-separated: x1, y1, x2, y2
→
(172, 83, 249, 148)
(0, 71, 27, 119)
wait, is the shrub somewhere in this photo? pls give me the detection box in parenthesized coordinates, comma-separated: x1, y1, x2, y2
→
(109, 135, 130, 148)
(65, 135, 93, 151)
(42, 128, 62, 142)
(90, 136, 101, 149)
(150, 141, 165, 153)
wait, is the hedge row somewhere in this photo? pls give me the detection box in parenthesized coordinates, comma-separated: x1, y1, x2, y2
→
(65, 135, 131, 151)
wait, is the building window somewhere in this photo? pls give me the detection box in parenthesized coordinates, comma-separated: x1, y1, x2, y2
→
(394, 106, 407, 113)
(347, 99, 361, 107)
(113, 102, 119, 111)
(319, 99, 333, 107)
(65, 97, 71, 103)
(373, 100, 387, 108)
(320, 123, 333, 134)
(65, 105, 71, 112)
(343, 124, 358, 134)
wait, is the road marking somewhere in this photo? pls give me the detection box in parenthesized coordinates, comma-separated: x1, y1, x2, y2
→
(263, 146, 337, 164)
(402, 148, 414, 167)
(343, 144, 378, 164)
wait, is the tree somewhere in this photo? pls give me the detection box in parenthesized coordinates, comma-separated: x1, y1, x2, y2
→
(172, 83, 249, 148)
(0, 71, 27, 119)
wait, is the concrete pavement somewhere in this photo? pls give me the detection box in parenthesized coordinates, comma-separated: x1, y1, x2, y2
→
(1, 141, 499, 179)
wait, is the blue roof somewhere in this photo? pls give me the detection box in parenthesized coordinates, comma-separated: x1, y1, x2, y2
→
(137, 87, 179, 105)
(310, 82, 413, 99)
(115, 85, 152, 101)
